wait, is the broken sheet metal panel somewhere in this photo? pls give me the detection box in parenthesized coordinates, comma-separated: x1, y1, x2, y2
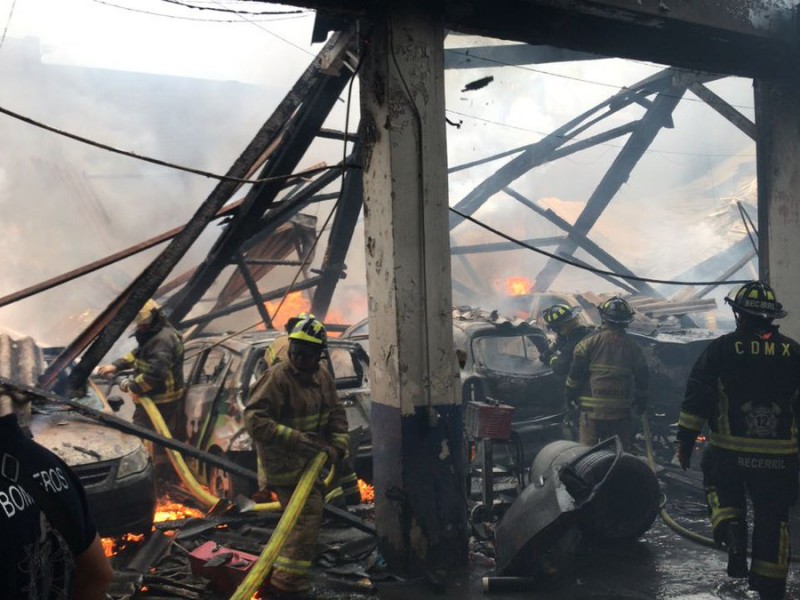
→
(495, 438, 623, 575)
(495, 438, 661, 575)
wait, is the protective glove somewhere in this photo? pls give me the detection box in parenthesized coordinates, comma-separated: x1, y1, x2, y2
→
(676, 439, 694, 471)
(118, 377, 136, 393)
(290, 431, 325, 457)
(322, 444, 344, 466)
(97, 364, 118, 379)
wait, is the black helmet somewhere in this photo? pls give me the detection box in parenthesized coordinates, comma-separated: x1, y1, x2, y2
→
(598, 296, 634, 325)
(724, 281, 786, 320)
(542, 304, 580, 330)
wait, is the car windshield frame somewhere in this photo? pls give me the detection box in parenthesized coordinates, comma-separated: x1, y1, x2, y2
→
(470, 332, 548, 376)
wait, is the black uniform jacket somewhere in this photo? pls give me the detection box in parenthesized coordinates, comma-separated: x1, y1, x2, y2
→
(678, 323, 800, 456)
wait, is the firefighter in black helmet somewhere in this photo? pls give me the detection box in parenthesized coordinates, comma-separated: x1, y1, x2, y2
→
(541, 304, 595, 438)
(564, 296, 648, 450)
(677, 281, 800, 600)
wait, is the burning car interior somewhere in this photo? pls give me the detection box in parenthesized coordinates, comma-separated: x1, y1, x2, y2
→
(4, 4, 800, 599)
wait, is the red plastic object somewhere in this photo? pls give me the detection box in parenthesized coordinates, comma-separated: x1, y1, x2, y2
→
(188, 541, 259, 595)
(465, 401, 515, 440)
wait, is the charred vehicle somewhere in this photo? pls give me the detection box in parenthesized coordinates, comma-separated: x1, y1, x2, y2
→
(343, 309, 563, 463)
(34, 383, 157, 536)
(25, 342, 157, 537)
(178, 331, 372, 498)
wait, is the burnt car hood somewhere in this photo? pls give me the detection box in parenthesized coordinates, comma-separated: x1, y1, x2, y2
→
(30, 408, 141, 466)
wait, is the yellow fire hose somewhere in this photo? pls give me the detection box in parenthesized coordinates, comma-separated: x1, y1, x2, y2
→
(641, 414, 800, 561)
(137, 396, 281, 512)
(230, 452, 328, 600)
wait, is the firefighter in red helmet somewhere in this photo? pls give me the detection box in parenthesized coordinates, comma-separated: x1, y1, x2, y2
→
(677, 281, 800, 600)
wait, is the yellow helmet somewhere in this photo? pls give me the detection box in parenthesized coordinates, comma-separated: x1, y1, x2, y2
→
(288, 316, 327, 346)
(135, 299, 162, 327)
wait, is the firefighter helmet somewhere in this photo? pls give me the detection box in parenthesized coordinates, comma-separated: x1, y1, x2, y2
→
(542, 304, 581, 330)
(134, 299, 162, 327)
(598, 296, 634, 324)
(724, 281, 786, 319)
(288, 316, 327, 346)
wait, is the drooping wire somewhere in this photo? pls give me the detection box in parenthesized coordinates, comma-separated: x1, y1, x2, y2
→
(0, 0, 18, 53)
(91, 0, 311, 22)
(155, 0, 306, 15)
(449, 206, 751, 287)
(0, 103, 358, 184)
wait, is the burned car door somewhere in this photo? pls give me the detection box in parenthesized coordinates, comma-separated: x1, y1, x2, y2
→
(182, 344, 234, 448)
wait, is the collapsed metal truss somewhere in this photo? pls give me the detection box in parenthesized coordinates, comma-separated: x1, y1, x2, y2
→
(14, 32, 756, 393)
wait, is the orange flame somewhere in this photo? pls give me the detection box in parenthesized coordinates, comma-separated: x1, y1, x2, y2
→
(358, 479, 374, 504)
(101, 533, 146, 558)
(505, 277, 532, 297)
(260, 292, 312, 332)
(153, 499, 204, 523)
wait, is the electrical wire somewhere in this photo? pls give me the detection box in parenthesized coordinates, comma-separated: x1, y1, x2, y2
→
(449, 206, 751, 287)
(155, 0, 306, 15)
(0, 0, 17, 53)
(0, 103, 357, 184)
(446, 49, 755, 110)
(91, 0, 311, 22)
(445, 109, 755, 159)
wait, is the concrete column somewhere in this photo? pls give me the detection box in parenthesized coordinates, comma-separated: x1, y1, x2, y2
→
(755, 78, 800, 339)
(359, 5, 468, 575)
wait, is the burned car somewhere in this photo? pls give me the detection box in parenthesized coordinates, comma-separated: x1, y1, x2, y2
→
(178, 330, 372, 498)
(32, 381, 157, 537)
(343, 309, 563, 464)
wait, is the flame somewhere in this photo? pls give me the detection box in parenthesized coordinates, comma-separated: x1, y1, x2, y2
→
(505, 277, 532, 297)
(101, 533, 146, 558)
(101, 497, 204, 557)
(358, 479, 374, 504)
(153, 499, 204, 523)
(261, 292, 312, 331)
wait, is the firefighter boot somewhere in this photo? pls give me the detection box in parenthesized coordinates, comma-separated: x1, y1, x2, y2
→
(725, 521, 748, 578)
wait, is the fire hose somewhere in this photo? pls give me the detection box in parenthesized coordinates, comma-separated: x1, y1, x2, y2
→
(137, 395, 283, 512)
(137, 395, 337, 513)
(640, 414, 800, 562)
(229, 452, 328, 600)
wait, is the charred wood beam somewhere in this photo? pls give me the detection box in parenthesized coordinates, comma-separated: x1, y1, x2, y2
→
(0, 198, 245, 310)
(234, 253, 273, 329)
(449, 68, 682, 231)
(449, 120, 637, 176)
(444, 44, 600, 69)
(177, 275, 324, 329)
(240, 156, 355, 256)
(503, 187, 661, 297)
(450, 236, 564, 254)
(166, 30, 356, 326)
(689, 82, 757, 141)
(318, 127, 359, 142)
(311, 136, 364, 319)
(533, 81, 695, 292)
(559, 254, 638, 295)
(41, 32, 356, 393)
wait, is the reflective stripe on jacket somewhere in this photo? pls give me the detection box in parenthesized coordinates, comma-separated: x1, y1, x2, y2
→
(114, 324, 184, 404)
(678, 324, 800, 456)
(565, 323, 648, 419)
(245, 361, 348, 487)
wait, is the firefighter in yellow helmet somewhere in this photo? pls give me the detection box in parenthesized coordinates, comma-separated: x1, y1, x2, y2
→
(96, 300, 185, 466)
(677, 281, 800, 600)
(541, 304, 595, 439)
(245, 316, 350, 598)
(564, 296, 648, 450)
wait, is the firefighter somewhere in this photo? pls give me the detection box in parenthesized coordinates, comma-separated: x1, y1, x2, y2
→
(245, 316, 350, 598)
(541, 304, 595, 439)
(564, 296, 648, 450)
(258, 313, 358, 505)
(96, 299, 185, 465)
(677, 281, 800, 600)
